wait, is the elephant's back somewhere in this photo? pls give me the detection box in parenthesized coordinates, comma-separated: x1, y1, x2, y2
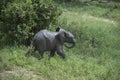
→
(32, 30, 57, 51)
(34, 30, 56, 40)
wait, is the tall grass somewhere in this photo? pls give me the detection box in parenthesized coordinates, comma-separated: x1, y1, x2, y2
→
(0, 46, 119, 80)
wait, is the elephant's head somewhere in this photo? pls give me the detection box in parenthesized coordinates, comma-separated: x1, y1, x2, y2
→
(55, 28, 76, 48)
(64, 31, 76, 48)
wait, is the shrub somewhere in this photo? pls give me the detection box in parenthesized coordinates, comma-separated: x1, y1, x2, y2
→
(0, 0, 61, 45)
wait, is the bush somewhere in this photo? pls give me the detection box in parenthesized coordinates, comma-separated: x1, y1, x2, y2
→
(0, 0, 61, 46)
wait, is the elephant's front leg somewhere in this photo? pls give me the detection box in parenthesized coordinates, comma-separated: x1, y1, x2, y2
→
(49, 50, 55, 59)
(56, 45, 65, 59)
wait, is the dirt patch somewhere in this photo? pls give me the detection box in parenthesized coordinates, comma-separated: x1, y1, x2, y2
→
(0, 67, 39, 80)
(82, 14, 116, 24)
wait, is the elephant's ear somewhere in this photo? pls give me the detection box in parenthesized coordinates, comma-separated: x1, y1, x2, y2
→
(56, 27, 60, 32)
(55, 31, 66, 43)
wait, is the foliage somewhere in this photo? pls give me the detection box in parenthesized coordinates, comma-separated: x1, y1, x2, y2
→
(0, 0, 61, 45)
(54, 0, 120, 3)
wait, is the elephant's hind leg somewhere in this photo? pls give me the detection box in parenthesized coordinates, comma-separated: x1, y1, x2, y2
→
(34, 49, 44, 60)
(25, 46, 36, 57)
(41, 52, 44, 58)
(49, 50, 55, 59)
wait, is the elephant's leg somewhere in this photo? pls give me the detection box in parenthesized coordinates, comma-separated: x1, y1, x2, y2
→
(25, 50, 31, 56)
(36, 50, 44, 60)
(49, 50, 55, 59)
(37, 46, 44, 59)
(25, 47, 36, 56)
(40, 52, 44, 59)
(56, 45, 65, 59)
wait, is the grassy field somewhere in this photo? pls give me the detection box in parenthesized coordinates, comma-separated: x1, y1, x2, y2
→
(0, 2, 120, 80)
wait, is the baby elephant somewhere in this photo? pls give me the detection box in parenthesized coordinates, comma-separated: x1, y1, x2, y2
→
(27, 28, 76, 59)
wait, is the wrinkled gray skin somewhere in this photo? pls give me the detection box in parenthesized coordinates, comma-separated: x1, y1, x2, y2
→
(29, 28, 76, 59)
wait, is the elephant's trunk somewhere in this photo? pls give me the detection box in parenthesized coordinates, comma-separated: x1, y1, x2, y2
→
(65, 41, 76, 48)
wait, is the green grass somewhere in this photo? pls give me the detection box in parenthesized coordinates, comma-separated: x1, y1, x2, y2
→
(0, 46, 120, 80)
(0, 2, 120, 80)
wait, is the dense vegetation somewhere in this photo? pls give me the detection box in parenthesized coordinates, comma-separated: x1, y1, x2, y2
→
(0, 0, 120, 80)
(0, 0, 61, 45)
